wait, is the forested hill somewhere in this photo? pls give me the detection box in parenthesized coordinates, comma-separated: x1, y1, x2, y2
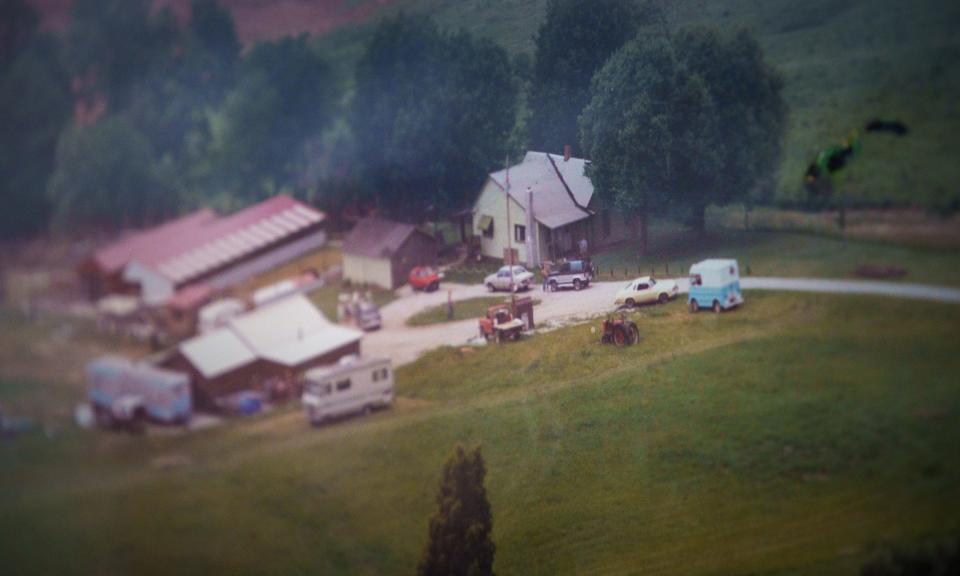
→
(319, 0, 960, 209)
(8, 0, 959, 241)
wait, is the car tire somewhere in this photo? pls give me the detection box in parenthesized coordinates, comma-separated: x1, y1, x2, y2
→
(429, 281, 439, 292)
(713, 300, 722, 314)
(511, 283, 519, 293)
(362, 404, 372, 417)
(487, 283, 495, 292)
(625, 298, 636, 310)
(629, 323, 641, 344)
(658, 293, 669, 304)
(689, 299, 699, 313)
(549, 280, 558, 292)
(573, 279, 582, 291)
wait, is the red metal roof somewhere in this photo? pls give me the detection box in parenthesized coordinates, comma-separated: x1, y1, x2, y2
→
(91, 195, 325, 285)
(91, 209, 218, 274)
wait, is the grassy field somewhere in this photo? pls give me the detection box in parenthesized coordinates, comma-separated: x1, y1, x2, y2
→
(405, 296, 540, 327)
(2, 292, 959, 574)
(591, 226, 960, 285)
(316, 0, 960, 210)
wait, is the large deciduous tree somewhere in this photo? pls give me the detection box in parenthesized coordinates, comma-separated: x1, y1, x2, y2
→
(580, 28, 785, 253)
(47, 117, 177, 231)
(526, 0, 643, 156)
(350, 14, 517, 222)
(0, 31, 72, 239)
(673, 27, 786, 230)
(213, 34, 336, 200)
(66, 0, 178, 110)
(418, 445, 496, 576)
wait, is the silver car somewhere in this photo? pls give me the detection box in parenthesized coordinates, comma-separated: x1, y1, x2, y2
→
(484, 265, 534, 292)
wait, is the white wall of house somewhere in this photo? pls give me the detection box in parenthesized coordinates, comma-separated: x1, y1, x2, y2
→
(123, 261, 175, 306)
(473, 178, 537, 264)
(343, 253, 393, 289)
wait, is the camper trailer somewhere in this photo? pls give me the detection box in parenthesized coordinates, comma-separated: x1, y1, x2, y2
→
(688, 259, 744, 313)
(301, 356, 394, 425)
(86, 356, 192, 427)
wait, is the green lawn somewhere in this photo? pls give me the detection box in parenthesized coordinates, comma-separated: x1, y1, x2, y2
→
(2, 292, 959, 574)
(405, 296, 541, 327)
(592, 227, 960, 286)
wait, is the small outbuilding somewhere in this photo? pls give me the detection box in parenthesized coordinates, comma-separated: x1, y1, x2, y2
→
(342, 217, 439, 289)
(163, 294, 362, 408)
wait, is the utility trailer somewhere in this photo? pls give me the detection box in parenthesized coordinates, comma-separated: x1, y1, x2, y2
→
(86, 356, 192, 431)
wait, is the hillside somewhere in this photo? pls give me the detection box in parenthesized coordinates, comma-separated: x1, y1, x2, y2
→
(31, 0, 960, 210)
(377, 0, 960, 210)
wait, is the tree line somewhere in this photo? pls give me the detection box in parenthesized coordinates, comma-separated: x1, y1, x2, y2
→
(0, 0, 785, 246)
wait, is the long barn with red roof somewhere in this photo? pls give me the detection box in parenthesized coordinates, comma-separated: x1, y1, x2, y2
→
(79, 195, 326, 306)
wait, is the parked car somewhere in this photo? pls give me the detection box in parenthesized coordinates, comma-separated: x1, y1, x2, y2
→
(545, 259, 594, 291)
(688, 259, 743, 313)
(354, 300, 382, 331)
(484, 265, 534, 292)
(614, 276, 679, 309)
(409, 266, 443, 292)
(302, 356, 394, 426)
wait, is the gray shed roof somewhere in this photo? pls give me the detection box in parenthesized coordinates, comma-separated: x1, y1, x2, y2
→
(343, 217, 432, 259)
(487, 151, 594, 229)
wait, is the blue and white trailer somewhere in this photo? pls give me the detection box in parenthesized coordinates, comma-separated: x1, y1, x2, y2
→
(86, 356, 192, 428)
(688, 259, 743, 313)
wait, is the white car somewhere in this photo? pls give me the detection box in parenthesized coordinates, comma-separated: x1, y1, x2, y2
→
(614, 276, 679, 308)
(484, 265, 534, 292)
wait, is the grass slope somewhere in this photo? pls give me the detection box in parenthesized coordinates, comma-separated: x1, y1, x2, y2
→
(592, 226, 960, 285)
(317, 0, 960, 209)
(2, 293, 959, 574)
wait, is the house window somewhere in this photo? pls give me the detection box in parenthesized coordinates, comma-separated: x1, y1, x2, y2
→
(602, 210, 611, 238)
(479, 215, 494, 238)
(514, 224, 526, 243)
(336, 379, 351, 391)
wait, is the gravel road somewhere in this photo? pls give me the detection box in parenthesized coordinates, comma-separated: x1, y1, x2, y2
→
(362, 277, 960, 367)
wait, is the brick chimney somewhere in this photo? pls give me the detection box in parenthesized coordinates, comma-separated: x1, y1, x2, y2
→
(563, 144, 572, 162)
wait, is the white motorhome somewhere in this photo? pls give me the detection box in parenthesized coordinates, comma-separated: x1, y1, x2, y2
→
(302, 356, 394, 425)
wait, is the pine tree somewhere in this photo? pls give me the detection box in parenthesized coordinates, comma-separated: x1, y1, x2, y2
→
(418, 445, 496, 576)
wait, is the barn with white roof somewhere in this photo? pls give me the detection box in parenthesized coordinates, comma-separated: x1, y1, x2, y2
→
(472, 148, 632, 265)
(163, 294, 362, 408)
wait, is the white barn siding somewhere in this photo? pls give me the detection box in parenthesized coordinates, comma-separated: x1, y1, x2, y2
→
(473, 178, 536, 263)
(343, 253, 393, 289)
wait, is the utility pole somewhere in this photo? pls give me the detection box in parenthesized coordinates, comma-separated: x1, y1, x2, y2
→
(505, 156, 515, 310)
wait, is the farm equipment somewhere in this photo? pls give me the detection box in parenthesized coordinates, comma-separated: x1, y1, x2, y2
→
(478, 304, 525, 343)
(599, 313, 641, 346)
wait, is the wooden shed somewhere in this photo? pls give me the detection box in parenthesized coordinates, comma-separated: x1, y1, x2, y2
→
(162, 294, 362, 409)
(342, 217, 439, 289)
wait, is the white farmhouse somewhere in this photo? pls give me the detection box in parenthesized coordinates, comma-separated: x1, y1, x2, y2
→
(472, 149, 631, 266)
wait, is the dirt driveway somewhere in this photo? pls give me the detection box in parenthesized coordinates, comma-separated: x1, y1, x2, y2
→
(362, 276, 960, 367)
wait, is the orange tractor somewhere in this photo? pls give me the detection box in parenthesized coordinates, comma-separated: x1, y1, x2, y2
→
(599, 313, 641, 346)
(478, 304, 525, 343)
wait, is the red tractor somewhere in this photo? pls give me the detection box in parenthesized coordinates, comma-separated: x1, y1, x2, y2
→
(600, 313, 640, 346)
(478, 304, 525, 343)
